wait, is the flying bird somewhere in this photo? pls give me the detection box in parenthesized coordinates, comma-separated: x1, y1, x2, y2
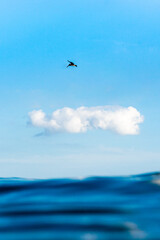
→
(66, 60, 77, 68)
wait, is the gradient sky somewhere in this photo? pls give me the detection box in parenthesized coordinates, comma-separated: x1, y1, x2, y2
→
(1, 0, 160, 178)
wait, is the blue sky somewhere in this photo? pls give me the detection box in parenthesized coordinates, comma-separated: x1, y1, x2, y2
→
(0, 0, 160, 178)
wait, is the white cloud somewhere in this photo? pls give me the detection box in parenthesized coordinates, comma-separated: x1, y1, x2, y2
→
(28, 106, 144, 135)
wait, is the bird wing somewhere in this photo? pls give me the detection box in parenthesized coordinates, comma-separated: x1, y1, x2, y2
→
(68, 60, 74, 64)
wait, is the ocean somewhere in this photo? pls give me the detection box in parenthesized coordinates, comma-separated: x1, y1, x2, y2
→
(0, 172, 160, 240)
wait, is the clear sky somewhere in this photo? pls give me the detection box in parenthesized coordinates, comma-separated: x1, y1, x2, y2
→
(0, 0, 160, 178)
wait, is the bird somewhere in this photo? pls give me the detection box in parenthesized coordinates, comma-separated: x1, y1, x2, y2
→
(66, 60, 77, 68)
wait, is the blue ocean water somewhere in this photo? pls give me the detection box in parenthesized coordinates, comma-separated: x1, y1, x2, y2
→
(0, 173, 160, 240)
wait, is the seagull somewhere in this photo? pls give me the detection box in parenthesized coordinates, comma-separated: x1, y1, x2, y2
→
(66, 60, 77, 68)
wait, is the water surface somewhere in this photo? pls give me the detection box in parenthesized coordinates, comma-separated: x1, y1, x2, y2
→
(0, 172, 160, 239)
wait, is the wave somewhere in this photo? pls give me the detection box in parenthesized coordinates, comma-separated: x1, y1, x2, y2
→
(0, 172, 160, 239)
